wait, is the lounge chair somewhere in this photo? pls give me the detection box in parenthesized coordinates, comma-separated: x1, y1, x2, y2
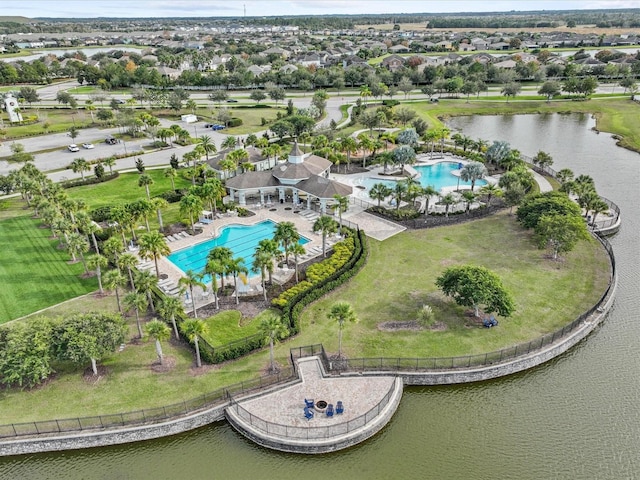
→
(326, 404, 334, 417)
(304, 407, 314, 420)
(336, 401, 344, 414)
(304, 398, 314, 408)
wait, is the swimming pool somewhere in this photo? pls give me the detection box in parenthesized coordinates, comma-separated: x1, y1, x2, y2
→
(361, 161, 487, 193)
(167, 220, 309, 282)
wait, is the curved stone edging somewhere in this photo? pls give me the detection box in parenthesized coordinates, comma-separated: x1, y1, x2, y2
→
(0, 228, 617, 457)
(225, 376, 404, 454)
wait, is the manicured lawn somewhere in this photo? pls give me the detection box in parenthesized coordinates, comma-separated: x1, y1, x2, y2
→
(65, 170, 193, 228)
(0, 211, 610, 422)
(201, 309, 275, 346)
(297, 212, 611, 358)
(0, 215, 98, 323)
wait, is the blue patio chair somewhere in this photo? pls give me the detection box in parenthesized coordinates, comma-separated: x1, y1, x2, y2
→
(304, 407, 314, 420)
(483, 319, 492, 328)
(336, 401, 344, 414)
(326, 404, 334, 417)
(489, 315, 498, 327)
(304, 398, 314, 408)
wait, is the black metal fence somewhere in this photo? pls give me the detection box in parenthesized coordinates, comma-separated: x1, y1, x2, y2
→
(291, 234, 615, 375)
(0, 368, 295, 440)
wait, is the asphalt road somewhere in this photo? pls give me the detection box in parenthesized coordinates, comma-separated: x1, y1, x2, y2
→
(1, 80, 629, 182)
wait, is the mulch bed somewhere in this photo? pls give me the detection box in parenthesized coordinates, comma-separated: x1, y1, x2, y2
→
(150, 356, 176, 373)
(83, 365, 109, 385)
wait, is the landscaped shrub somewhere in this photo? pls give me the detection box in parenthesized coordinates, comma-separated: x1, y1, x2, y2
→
(61, 172, 119, 189)
(90, 205, 115, 222)
(156, 190, 184, 203)
(382, 99, 400, 108)
(368, 205, 421, 221)
(228, 117, 243, 127)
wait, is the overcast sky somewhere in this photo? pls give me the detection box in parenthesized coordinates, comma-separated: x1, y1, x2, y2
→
(5, 1, 638, 19)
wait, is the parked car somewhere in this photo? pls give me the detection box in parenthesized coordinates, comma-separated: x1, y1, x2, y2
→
(114, 99, 126, 104)
(68, 144, 80, 152)
(204, 123, 213, 128)
(82, 143, 94, 149)
(226, 99, 238, 103)
(105, 136, 118, 145)
(211, 124, 226, 130)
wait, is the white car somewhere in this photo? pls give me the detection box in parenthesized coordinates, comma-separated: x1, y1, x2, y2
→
(82, 143, 95, 149)
(68, 144, 80, 152)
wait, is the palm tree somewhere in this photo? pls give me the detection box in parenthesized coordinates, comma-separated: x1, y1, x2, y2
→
(103, 236, 124, 264)
(459, 162, 488, 192)
(100, 156, 116, 176)
(146, 319, 171, 365)
(369, 182, 392, 207)
(87, 254, 108, 295)
(290, 243, 306, 284)
(103, 269, 126, 313)
(152, 197, 169, 232)
(138, 231, 170, 278)
(440, 193, 456, 217)
(252, 250, 272, 302)
(255, 238, 281, 284)
(392, 181, 408, 211)
(313, 216, 338, 257)
(423, 130, 438, 159)
(66, 232, 89, 273)
(227, 257, 248, 305)
(479, 183, 503, 207)
(340, 136, 358, 173)
(164, 167, 178, 190)
(179, 194, 203, 234)
(70, 158, 90, 181)
(124, 291, 148, 339)
(259, 313, 289, 373)
(221, 136, 238, 150)
(461, 190, 476, 214)
(421, 185, 438, 215)
(135, 269, 158, 313)
(117, 252, 138, 289)
(332, 194, 349, 236)
(179, 270, 206, 318)
(204, 259, 225, 309)
(328, 301, 358, 358)
(158, 296, 184, 339)
(138, 174, 154, 200)
(437, 127, 450, 155)
(273, 221, 299, 264)
(360, 84, 372, 105)
(207, 247, 233, 291)
(198, 135, 217, 161)
(181, 318, 208, 368)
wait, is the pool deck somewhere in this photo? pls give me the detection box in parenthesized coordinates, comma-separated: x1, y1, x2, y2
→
(134, 201, 393, 312)
(225, 356, 403, 453)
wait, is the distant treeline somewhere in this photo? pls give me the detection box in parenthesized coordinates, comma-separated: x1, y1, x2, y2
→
(1, 9, 640, 35)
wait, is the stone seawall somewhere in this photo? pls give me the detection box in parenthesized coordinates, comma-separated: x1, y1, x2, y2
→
(0, 405, 226, 457)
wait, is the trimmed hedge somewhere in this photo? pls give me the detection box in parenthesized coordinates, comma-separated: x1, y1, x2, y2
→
(228, 117, 243, 127)
(61, 172, 119, 189)
(184, 228, 368, 364)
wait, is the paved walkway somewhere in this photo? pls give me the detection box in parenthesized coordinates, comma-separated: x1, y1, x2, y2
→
(225, 356, 403, 453)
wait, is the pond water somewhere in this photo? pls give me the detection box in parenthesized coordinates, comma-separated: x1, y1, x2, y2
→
(1, 113, 638, 479)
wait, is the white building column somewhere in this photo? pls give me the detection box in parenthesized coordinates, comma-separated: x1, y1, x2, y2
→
(238, 191, 247, 205)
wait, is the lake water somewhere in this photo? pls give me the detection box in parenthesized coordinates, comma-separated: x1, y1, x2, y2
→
(1, 113, 638, 479)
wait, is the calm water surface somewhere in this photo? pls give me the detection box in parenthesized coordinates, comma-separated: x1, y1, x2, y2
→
(1, 113, 638, 479)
